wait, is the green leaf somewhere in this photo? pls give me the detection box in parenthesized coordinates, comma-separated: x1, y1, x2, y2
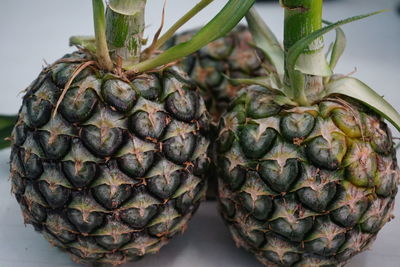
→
(69, 36, 96, 53)
(130, 0, 256, 73)
(295, 48, 332, 76)
(273, 95, 298, 106)
(0, 115, 17, 128)
(225, 75, 297, 106)
(245, 8, 284, 76)
(325, 77, 400, 132)
(323, 20, 346, 70)
(225, 75, 281, 91)
(0, 128, 13, 149)
(286, 10, 385, 100)
(0, 115, 17, 150)
(154, 0, 214, 50)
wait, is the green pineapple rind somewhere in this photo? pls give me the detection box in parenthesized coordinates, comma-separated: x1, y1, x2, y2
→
(9, 52, 210, 265)
(217, 86, 399, 266)
(165, 25, 267, 120)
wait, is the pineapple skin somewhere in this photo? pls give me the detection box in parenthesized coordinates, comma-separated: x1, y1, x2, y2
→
(9, 52, 211, 265)
(166, 25, 267, 120)
(167, 26, 267, 199)
(217, 85, 399, 266)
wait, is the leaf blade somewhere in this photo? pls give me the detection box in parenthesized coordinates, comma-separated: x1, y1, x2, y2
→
(326, 77, 400, 132)
(245, 7, 284, 76)
(0, 115, 18, 128)
(130, 0, 256, 73)
(69, 36, 97, 53)
(295, 48, 332, 76)
(225, 75, 281, 90)
(286, 10, 385, 96)
(323, 20, 347, 71)
(0, 115, 17, 150)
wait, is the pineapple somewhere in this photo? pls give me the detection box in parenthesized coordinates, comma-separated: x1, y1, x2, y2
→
(7, 0, 255, 264)
(166, 26, 267, 199)
(217, 3, 400, 266)
(166, 26, 267, 120)
(10, 53, 210, 265)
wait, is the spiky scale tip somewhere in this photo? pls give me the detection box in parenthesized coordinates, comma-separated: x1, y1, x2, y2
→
(9, 52, 210, 264)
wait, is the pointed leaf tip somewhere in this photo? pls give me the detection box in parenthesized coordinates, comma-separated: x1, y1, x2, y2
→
(328, 24, 346, 71)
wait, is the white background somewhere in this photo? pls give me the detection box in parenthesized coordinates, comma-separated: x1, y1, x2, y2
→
(0, 0, 399, 266)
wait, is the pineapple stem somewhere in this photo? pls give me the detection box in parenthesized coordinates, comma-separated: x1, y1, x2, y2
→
(106, 0, 147, 66)
(153, 0, 214, 51)
(283, 0, 323, 105)
(92, 0, 113, 70)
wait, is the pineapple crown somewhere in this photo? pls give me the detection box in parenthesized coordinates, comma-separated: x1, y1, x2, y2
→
(234, 1, 400, 133)
(74, 0, 256, 73)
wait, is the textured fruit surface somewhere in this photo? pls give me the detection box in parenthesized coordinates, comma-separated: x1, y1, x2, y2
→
(217, 85, 399, 266)
(166, 26, 266, 120)
(166, 26, 266, 199)
(9, 52, 210, 265)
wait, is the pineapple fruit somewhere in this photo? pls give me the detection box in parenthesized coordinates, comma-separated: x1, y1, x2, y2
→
(218, 88, 398, 266)
(166, 26, 266, 120)
(7, 0, 255, 264)
(217, 3, 400, 266)
(166, 26, 266, 199)
(10, 52, 210, 265)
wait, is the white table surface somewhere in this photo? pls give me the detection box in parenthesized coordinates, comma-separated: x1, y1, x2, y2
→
(1, 0, 400, 266)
